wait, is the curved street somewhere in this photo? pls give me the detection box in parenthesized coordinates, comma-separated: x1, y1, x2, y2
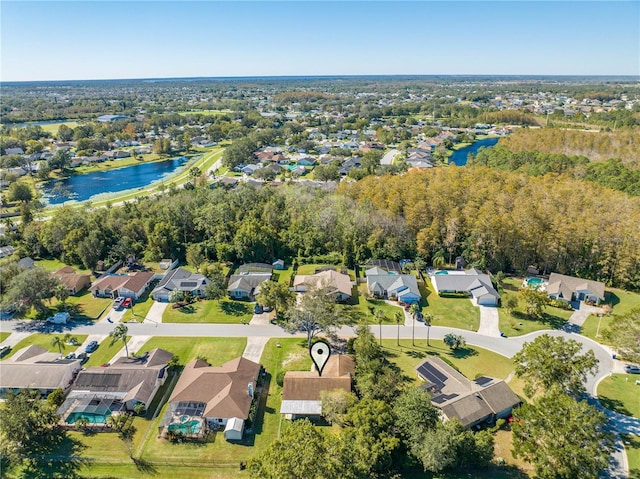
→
(1, 314, 637, 477)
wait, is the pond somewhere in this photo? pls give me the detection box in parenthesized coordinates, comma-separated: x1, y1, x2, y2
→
(42, 156, 190, 205)
(449, 137, 500, 166)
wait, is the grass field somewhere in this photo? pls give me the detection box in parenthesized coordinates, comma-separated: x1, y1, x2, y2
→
(136, 337, 246, 366)
(34, 258, 92, 275)
(1, 333, 89, 360)
(596, 373, 640, 418)
(162, 299, 253, 324)
(83, 336, 131, 368)
(272, 266, 294, 286)
(351, 284, 406, 324)
(0, 332, 10, 343)
(623, 434, 640, 479)
(122, 289, 155, 322)
(497, 278, 572, 337)
(420, 280, 480, 331)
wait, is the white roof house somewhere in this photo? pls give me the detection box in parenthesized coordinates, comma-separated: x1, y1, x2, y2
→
(431, 269, 500, 306)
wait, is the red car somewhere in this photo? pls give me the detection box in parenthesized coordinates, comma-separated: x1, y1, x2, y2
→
(122, 297, 133, 308)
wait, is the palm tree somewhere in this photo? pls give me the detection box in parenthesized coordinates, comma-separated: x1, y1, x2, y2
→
(424, 312, 433, 347)
(394, 311, 403, 346)
(64, 333, 78, 346)
(110, 323, 129, 357)
(51, 335, 65, 357)
(432, 249, 446, 270)
(409, 303, 421, 346)
(374, 309, 386, 346)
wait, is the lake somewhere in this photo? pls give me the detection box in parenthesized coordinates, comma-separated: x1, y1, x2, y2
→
(42, 156, 189, 205)
(449, 137, 500, 166)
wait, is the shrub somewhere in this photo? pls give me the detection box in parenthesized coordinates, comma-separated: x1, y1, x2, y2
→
(276, 370, 286, 387)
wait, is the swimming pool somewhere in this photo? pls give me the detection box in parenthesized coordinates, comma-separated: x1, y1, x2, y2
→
(65, 411, 111, 424)
(168, 419, 203, 435)
(524, 277, 544, 289)
(435, 271, 449, 275)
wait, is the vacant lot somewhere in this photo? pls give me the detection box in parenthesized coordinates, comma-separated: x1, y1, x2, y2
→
(163, 299, 252, 324)
(420, 279, 480, 331)
(136, 337, 246, 367)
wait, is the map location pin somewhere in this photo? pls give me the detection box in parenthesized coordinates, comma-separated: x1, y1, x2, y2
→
(310, 339, 331, 377)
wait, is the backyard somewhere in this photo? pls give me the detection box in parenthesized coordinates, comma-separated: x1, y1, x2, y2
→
(420, 280, 480, 331)
(162, 299, 252, 324)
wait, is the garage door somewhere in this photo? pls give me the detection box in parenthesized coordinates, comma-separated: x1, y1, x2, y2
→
(478, 296, 497, 306)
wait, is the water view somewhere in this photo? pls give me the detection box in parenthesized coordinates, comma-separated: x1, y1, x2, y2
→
(42, 156, 190, 205)
(449, 137, 500, 166)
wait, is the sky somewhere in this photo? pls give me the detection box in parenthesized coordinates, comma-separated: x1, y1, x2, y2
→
(1, 1, 639, 81)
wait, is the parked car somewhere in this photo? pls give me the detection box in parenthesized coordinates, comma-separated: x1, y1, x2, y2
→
(85, 341, 99, 353)
(114, 297, 124, 309)
(77, 352, 89, 365)
(624, 364, 640, 374)
(122, 297, 133, 308)
(254, 304, 264, 314)
(0, 346, 12, 358)
(65, 352, 76, 360)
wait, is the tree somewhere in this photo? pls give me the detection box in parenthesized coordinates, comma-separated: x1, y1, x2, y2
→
(110, 323, 129, 357)
(169, 290, 185, 303)
(203, 269, 226, 301)
(1, 267, 59, 314)
(393, 387, 439, 443)
(361, 150, 383, 174)
(6, 182, 33, 203)
(57, 124, 74, 141)
(0, 389, 63, 469)
(374, 309, 386, 345)
(186, 243, 205, 272)
(432, 249, 446, 269)
(256, 280, 295, 317)
(502, 294, 518, 314)
(285, 285, 350, 348)
(320, 389, 354, 426)
(54, 284, 69, 310)
(49, 149, 71, 170)
(410, 303, 420, 346)
(394, 310, 403, 346)
(519, 287, 549, 318)
(513, 334, 598, 397)
(444, 333, 465, 350)
(51, 335, 66, 357)
(512, 389, 614, 479)
(247, 419, 352, 479)
(602, 308, 640, 363)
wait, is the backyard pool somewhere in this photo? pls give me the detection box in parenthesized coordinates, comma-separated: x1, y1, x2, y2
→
(167, 419, 203, 435)
(524, 277, 544, 288)
(435, 271, 449, 275)
(65, 411, 111, 424)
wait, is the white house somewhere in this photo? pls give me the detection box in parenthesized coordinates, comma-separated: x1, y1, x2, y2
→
(430, 269, 500, 306)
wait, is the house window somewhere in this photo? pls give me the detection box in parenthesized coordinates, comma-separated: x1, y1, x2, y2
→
(218, 418, 223, 423)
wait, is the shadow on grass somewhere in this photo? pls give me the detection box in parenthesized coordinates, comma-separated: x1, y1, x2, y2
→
(604, 291, 620, 309)
(22, 431, 88, 479)
(598, 397, 634, 417)
(220, 301, 251, 316)
(448, 347, 479, 359)
(624, 434, 640, 479)
(511, 311, 567, 330)
(177, 305, 196, 314)
(132, 457, 158, 474)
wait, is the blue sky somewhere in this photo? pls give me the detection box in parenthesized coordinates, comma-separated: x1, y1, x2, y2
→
(1, 1, 638, 81)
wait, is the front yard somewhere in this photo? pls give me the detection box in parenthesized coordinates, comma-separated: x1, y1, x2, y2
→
(497, 278, 572, 337)
(420, 280, 480, 331)
(1, 333, 89, 360)
(581, 286, 640, 342)
(83, 336, 132, 368)
(136, 337, 247, 366)
(162, 299, 253, 324)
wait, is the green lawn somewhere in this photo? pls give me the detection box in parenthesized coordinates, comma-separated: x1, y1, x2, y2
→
(34, 258, 91, 275)
(296, 263, 344, 275)
(162, 299, 253, 324)
(272, 266, 294, 286)
(0, 332, 10, 343)
(582, 287, 640, 343)
(623, 434, 640, 479)
(497, 278, 572, 337)
(63, 289, 112, 320)
(420, 280, 480, 331)
(136, 337, 246, 366)
(1, 333, 88, 360)
(349, 283, 406, 324)
(84, 336, 132, 368)
(597, 373, 640, 418)
(122, 289, 155, 322)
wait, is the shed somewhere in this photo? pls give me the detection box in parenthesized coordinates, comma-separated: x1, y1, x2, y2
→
(223, 417, 244, 441)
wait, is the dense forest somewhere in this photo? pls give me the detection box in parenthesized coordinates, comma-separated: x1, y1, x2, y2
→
(495, 128, 639, 165)
(4, 165, 640, 290)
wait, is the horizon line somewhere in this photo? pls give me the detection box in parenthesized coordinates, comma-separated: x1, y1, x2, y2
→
(3, 73, 640, 84)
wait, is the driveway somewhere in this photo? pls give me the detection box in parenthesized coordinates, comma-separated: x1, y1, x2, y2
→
(109, 335, 152, 363)
(567, 302, 603, 327)
(144, 301, 168, 325)
(477, 305, 501, 337)
(243, 336, 270, 363)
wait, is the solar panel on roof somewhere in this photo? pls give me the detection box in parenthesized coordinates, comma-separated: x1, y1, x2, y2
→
(180, 281, 198, 288)
(75, 373, 121, 388)
(416, 362, 448, 391)
(474, 376, 494, 387)
(432, 393, 459, 404)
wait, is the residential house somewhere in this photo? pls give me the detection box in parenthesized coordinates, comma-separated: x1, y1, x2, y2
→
(97, 115, 128, 123)
(293, 269, 353, 301)
(5, 147, 25, 156)
(272, 259, 285, 270)
(546, 273, 605, 304)
(365, 259, 402, 274)
(18, 257, 35, 270)
(280, 355, 355, 420)
(290, 166, 307, 176)
(58, 349, 173, 424)
(365, 268, 421, 304)
(53, 266, 92, 295)
(0, 345, 82, 397)
(151, 267, 209, 302)
(89, 272, 153, 299)
(241, 164, 261, 176)
(0, 245, 15, 258)
(297, 157, 317, 166)
(165, 357, 260, 440)
(227, 263, 273, 300)
(430, 269, 501, 306)
(415, 357, 520, 429)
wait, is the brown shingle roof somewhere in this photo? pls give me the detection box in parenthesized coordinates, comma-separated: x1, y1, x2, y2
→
(89, 275, 130, 292)
(53, 267, 91, 292)
(293, 270, 352, 298)
(170, 357, 260, 420)
(122, 271, 154, 293)
(282, 355, 355, 401)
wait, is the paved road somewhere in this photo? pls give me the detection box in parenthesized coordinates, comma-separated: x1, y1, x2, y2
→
(381, 149, 399, 165)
